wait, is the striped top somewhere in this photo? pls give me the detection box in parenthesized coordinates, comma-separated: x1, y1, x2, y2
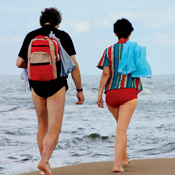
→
(97, 40, 143, 93)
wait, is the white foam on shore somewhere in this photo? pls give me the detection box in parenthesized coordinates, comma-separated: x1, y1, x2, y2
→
(10, 159, 62, 175)
(9, 161, 37, 175)
(142, 88, 153, 95)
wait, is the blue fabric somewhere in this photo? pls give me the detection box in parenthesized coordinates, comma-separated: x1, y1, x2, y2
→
(118, 41, 152, 78)
(49, 32, 75, 77)
(21, 69, 30, 94)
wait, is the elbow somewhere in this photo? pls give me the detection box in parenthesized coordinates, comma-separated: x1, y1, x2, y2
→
(16, 60, 22, 68)
(102, 67, 110, 78)
(102, 71, 110, 78)
(16, 61, 20, 68)
(16, 56, 26, 68)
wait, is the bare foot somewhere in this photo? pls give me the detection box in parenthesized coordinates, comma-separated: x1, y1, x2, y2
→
(38, 160, 52, 175)
(40, 163, 51, 175)
(113, 164, 124, 173)
(122, 158, 130, 166)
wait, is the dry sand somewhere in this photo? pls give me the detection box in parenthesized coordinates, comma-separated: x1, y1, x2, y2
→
(17, 158, 175, 175)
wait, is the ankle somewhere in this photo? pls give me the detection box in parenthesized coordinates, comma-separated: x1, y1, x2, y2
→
(113, 161, 124, 172)
(113, 164, 124, 172)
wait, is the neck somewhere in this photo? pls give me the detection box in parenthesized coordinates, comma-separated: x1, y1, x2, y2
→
(44, 22, 59, 29)
(117, 38, 128, 44)
(45, 22, 51, 25)
(119, 37, 128, 41)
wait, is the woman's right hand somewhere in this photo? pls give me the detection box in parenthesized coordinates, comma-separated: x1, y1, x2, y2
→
(76, 91, 85, 104)
(97, 96, 104, 108)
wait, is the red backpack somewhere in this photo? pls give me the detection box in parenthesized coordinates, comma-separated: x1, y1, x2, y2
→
(27, 35, 60, 81)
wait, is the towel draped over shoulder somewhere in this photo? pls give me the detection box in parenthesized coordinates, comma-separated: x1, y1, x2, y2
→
(49, 32, 75, 77)
(118, 41, 152, 78)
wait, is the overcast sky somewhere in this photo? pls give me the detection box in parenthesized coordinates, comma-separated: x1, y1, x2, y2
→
(0, 0, 175, 76)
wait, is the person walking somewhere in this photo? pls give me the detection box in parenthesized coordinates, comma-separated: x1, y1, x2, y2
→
(97, 18, 151, 172)
(16, 7, 84, 175)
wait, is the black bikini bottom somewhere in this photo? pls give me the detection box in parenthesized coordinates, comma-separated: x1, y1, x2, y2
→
(29, 77, 68, 98)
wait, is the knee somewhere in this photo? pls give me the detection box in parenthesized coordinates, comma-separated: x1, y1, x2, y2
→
(49, 118, 62, 136)
(116, 128, 127, 136)
(49, 126, 62, 136)
(38, 120, 48, 131)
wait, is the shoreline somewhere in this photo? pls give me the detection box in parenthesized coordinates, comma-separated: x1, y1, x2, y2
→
(17, 158, 175, 175)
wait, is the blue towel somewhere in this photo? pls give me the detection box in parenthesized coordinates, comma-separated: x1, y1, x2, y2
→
(49, 32, 75, 77)
(118, 41, 152, 78)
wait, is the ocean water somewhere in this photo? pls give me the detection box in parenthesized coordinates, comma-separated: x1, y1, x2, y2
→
(0, 74, 175, 175)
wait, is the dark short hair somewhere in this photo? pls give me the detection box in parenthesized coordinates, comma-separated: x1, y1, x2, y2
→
(40, 7, 62, 27)
(113, 18, 134, 39)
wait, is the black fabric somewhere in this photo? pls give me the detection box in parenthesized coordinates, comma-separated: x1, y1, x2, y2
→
(18, 25, 76, 61)
(18, 25, 75, 98)
(29, 78, 68, 99)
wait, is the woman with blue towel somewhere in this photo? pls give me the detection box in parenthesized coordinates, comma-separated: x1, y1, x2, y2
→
(97, 18, 151, 172)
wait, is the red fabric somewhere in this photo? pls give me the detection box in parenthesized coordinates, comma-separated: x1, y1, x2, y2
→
(30, 64, 54, 81)
(106, 88, 137, 107)
(51, 38, 61, 61)
(120, 75, 126, 88)
(31, 39, 51, 56)
(98, 50, 106, 66)
(117, 39, 127, 43)
(28, 35, 60, 81)
(136, 78, 139, 89)
(106, 46, 112, 90)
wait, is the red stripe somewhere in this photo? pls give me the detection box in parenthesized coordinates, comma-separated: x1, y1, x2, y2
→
(98, 51, 106, 66)
(107, 46, 112, 89)
(120, 75, 126, 88)
(108, 46, 112, 62)
(136, 78, 139, 89)
(52, 39, 60, 61)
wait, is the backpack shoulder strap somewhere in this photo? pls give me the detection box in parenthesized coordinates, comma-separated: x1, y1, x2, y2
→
(49, 38, 61, 61)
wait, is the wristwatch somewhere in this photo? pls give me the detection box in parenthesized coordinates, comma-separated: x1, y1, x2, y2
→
(76, 88, 83, 92)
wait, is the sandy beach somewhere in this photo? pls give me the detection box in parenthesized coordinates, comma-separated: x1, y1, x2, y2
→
(17, 158, 175, 175)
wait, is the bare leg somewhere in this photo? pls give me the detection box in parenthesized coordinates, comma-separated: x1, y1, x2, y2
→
(106, 105, 123, 172)
(32, 89, 48, 155)
(107, 104, 130, 167)
(114, 99, 137, 172)
(32, 87, 66, 175)
(107, 99, 137, 172)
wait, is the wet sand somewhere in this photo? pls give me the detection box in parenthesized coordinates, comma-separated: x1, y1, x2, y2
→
(17, 158, 175, 175)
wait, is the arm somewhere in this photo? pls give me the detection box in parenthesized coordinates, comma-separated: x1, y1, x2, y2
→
(16, 56, 27, 69)
(71, 55, 85, 104)
(97, 66, 110, 108)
